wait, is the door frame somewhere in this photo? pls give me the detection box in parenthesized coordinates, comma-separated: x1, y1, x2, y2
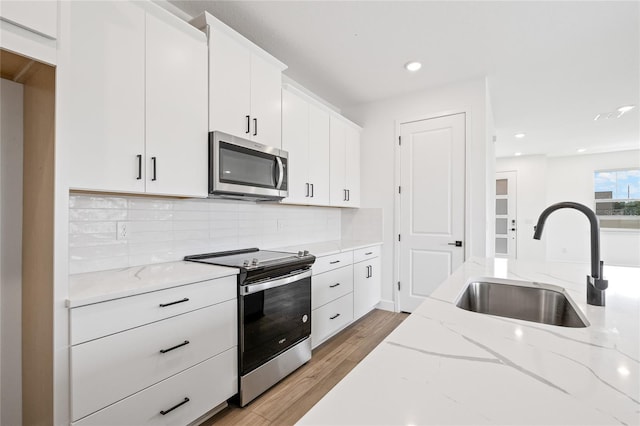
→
(393, 107, 471, 312)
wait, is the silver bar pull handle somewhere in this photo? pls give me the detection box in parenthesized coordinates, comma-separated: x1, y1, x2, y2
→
(275, 157, 284, 189)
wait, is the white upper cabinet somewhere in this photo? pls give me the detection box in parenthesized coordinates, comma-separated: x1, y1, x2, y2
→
(345, 124, 361, 207)
(249, 53, 284, 147)
(192, 12, 286, 148)
(282, 88, 310, 203)
(208, 27, 252, 138)
(307, 103, 331, 205)
(145, 8, 208, 197)
(67, 1, 208, 197)
(67, 1, 146, 194)
(330, 116, 361, 208)
(281, 86, 330, 206)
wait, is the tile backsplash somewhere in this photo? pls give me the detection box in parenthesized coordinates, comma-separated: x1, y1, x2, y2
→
(69, 194, 341, 274)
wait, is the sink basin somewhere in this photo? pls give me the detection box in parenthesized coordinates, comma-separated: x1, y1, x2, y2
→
(455, 278, 589, 328)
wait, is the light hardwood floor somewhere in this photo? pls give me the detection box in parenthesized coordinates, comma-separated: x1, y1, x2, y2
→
(201, 309, 409, 426)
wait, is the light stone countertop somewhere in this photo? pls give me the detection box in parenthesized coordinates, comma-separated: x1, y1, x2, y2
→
(276, 239, 383, 258)
(298, 257, 640, 425)
(68, 261, 238, 307)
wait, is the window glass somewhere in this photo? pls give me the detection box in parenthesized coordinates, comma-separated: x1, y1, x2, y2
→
(594, 169, 640, 229)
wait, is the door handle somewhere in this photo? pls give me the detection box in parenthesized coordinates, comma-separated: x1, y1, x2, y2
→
(253, 118, 258, 136)
(447, 241, 463, 247)
(246, 115, 251, 134)
(136, 154, 142, 180)
(310, 183, 314, 198)
(346, 189, 350, 201)
(306, 183, 310, 197)
(151, 157, 157, 181)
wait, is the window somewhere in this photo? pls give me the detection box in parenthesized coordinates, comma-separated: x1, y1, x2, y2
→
(594, 169, 640, 229)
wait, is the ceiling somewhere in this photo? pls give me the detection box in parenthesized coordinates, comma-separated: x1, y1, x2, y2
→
(169, 1, 640, 158)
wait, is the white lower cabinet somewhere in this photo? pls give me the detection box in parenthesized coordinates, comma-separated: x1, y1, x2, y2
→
(69, 276, 238, 425)
(72, 348, 237, 426)
(312, 265, 353, 310)
(312, 293, 354, 348)
(310, 245, 381, 348)
(354, 256, 381, 320)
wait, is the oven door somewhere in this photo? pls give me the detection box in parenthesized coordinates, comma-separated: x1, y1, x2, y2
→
(210, 131, 288, 199)
(240, 269, 311, 375)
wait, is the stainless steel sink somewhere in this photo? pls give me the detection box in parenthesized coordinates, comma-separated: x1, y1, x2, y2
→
(455, 278, 589, 328)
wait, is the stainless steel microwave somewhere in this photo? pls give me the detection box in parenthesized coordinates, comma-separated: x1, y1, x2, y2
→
(209, 131, 288, 201)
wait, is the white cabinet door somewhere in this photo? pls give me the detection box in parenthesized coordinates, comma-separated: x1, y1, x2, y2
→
(67, 1, 146, 193)
(345, 125, 361, 207)
(353, 256, 381, 320)
(72, 348, 237, 426)
(71, 301, 237, 421)
(145, 9, 208, 197)
(0, 0, 57, 39)
(281, 89, 310, 204)
(307, 103, 330, 205)
(329, 116, 347, 207)
(250, 53, 282, 148)
(311, 293, 353, 348)
(209, 29, 251, 135)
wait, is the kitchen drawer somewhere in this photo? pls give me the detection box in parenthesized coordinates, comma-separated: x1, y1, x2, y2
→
(312, 264, 353, 310)
(71, 300, 236, 421)
(312, 251, 353, 275)
(353, 245, 380, 264)
(72, 347, 237, 426)
(71, 275, 236, 345)
(311, 293, 353, 348)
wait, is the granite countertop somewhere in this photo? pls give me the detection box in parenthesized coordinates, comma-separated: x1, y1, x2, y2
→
(276, 239, 383, 258)
(298, 257, 640, 425)
(68, 261, 238, 308)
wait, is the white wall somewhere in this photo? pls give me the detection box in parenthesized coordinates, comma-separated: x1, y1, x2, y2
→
(497, 150, 640, 267)
(344, 77, 493, 308)
(545, 151, 640, 267)
(0, 78, 23, 426)
(69, 194, 342, 274)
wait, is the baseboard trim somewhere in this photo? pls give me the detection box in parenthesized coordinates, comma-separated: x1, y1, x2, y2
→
(375, 299, 395, 312)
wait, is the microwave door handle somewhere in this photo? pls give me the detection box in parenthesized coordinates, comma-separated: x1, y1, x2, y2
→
(275, 157, 284, 189)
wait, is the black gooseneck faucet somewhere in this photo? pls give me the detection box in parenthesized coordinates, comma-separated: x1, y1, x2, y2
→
(533, 202, 608, 306)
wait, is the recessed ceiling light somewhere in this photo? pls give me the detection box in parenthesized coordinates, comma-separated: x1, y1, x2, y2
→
(514, 133, 526, 139)
(404, 61, 422, 72)
(617, 105, 635, 114)
(514, 152, 522, 156)
(577, 148, 586, 153)
(593, 114, 601, 121)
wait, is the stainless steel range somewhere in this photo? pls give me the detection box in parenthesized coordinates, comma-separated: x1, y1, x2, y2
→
(184, 248, 315, 406)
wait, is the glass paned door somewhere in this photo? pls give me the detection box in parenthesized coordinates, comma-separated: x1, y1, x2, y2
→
(495, 171, 517, 259)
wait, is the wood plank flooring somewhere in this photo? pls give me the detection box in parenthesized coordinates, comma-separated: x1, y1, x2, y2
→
(201, 309, 409, 426)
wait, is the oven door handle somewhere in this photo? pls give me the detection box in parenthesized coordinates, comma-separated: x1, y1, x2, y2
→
(242, 269, 312, 295)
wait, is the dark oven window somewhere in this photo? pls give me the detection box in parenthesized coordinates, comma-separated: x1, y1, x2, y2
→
(241, 277, 311, 375)
(219, 142, 277, 189)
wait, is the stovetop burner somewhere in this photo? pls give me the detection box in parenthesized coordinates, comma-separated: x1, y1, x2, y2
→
(184, 248, 315, 285)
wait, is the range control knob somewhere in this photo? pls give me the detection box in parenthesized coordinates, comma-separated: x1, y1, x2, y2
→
(251, 258, 259, 266)
(303, 250, 309, 256)
(243, 260, 250, 267)
(297, 251, 304, 257)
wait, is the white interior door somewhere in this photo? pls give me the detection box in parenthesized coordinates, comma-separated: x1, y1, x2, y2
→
(398, 113, 465, 312)
(495, 171, 517, 259)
